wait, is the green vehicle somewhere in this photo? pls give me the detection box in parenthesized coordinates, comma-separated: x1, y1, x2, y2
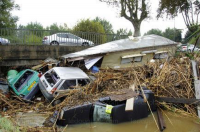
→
(7, 69, 40, 101)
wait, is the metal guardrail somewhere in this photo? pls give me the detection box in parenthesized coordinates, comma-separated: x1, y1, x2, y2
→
(0, 28, 128, 45)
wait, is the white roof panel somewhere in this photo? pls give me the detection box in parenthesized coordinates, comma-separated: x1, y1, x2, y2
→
(62, 35, 177, 59)
(52, 67, 89, 80)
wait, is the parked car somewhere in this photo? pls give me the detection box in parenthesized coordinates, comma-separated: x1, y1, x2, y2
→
(42, 33, 94, 46)
(0, 37, 10, 45)
(39, 67, 90, 104)
(177, 44, 199, 52)
(7, 69, 40, 101)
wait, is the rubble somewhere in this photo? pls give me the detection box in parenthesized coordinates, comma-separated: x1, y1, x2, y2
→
(0, 56, 199, 131)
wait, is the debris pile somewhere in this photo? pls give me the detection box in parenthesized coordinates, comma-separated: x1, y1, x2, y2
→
(0, 57, 198, 131)
(56, 58, 197, 117)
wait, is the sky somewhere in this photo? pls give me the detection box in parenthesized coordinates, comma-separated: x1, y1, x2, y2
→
(12, 0, 187, 36)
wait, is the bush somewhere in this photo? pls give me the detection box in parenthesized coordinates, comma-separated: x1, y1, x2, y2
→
(73, 19, 107, 44)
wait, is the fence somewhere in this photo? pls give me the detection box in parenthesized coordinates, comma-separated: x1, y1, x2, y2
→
(0, 28, 128, 45)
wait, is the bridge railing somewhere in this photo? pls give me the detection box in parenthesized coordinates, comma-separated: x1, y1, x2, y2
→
(0, 28, 128, 45)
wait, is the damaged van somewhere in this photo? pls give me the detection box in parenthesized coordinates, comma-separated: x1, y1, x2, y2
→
(7, 69, 40, 101)
(39, 67, 90, 104)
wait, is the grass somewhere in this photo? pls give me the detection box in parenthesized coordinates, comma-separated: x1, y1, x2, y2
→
(0, 116, 21, 132)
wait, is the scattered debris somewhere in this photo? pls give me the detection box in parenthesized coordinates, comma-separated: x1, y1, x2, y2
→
(0, 56, 200, 131)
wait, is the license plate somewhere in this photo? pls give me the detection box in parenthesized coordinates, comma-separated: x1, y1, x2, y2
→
(28, 81, 36, 91)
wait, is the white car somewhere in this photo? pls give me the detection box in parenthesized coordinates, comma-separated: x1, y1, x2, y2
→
(178, 44, 199, 52)
(42, 33, 94, 46)
(187, 44, 199, 52)
(0, 37, 10, 45)
(39, 67, 90, 103)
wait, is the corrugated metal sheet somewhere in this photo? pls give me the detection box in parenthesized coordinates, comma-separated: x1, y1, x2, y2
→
(62, 35, 177, 59)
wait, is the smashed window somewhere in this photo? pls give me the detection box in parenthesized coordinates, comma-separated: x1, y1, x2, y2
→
(59, 80, 76, 90)
(14, 71, 34, 92)
(154, 52, 168, 59)
(44, 71, 60, 87)
(78, 79, 90, 86)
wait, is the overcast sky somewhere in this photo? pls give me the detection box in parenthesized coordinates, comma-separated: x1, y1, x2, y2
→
(12, 0, 187, 35)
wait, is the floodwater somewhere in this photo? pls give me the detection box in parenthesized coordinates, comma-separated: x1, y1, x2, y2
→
(63, 111, 200, 132)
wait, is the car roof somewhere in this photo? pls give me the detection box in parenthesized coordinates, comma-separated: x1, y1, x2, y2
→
(52, 67, 89, 80)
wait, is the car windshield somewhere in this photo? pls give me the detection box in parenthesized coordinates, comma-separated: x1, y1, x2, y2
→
(44, 70, 60, 87)
(14, 71, 34, 92)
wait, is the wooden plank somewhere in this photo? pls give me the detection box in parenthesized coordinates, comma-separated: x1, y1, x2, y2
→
(191, 60, 200, 118)
(155, 97, 200, 105)
(157, 109, 166, 131)
(125, 84, 135, 111)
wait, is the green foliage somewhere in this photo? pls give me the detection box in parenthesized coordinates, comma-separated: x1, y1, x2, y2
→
(184, 25, 200, 44)
(24, 22, 44, 37)
(144, 29, 163, 36)
(163, 28, 182, 42)
(93, 17, 114, 34)
(145, 28, 182, 42)
(114, 28, 132, 40)
(116, 28, 133, 36)
(25, 34, 43, 45)
(0, 117, 21, 132)
(157, 0, 199, 32)
(0, 0, 19, 28)
(26, 22, 43, 30)
(73, 19, 106, 44)
(46, 23, 70, 34)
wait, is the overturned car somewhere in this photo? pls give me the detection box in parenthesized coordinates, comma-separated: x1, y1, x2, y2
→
(7, 69, 40, 101)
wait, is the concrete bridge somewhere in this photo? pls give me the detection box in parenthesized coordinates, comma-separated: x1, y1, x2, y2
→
(0, 45, 86, 66)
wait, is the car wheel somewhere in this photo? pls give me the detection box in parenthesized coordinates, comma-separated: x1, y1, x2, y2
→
(82, 42, 89, 46)
(0, 42, 2, 45)
(50, 41, 59, 46)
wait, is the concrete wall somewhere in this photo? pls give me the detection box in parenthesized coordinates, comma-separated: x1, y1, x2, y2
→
(0, 45, 86, 66)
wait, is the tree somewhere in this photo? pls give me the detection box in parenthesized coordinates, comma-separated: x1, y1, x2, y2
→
(26, 22, 44, 30)
(163, 28, 182, 42)
(144, 29, 163, 36)
(114, 28, 133, 40)
(73, 19, 106, 44)
(157, 0, 200, 32)
(0, 0, 20, 28)
(25, 22, 44, 37)
(49, 23, 59, 31)
(100, 0, 150, 37)
(93, 17, 114, 34)
(116, 28, 132, 35)
(46, 23, 70, 34)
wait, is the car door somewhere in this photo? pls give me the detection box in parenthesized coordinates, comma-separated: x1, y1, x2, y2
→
(53, 79, 77, 97)
(67, 33, 80, 46)
(57, 33, 68, 45)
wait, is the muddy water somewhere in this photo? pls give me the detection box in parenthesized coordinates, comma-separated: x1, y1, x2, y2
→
(64, 111, 200, 132)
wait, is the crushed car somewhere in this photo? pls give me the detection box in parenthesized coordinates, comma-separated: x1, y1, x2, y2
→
(7, 69, 40, 101)
(38, 67, 90, 105)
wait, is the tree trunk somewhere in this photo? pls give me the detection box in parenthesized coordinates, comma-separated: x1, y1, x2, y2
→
(132, 23, 141, 37)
